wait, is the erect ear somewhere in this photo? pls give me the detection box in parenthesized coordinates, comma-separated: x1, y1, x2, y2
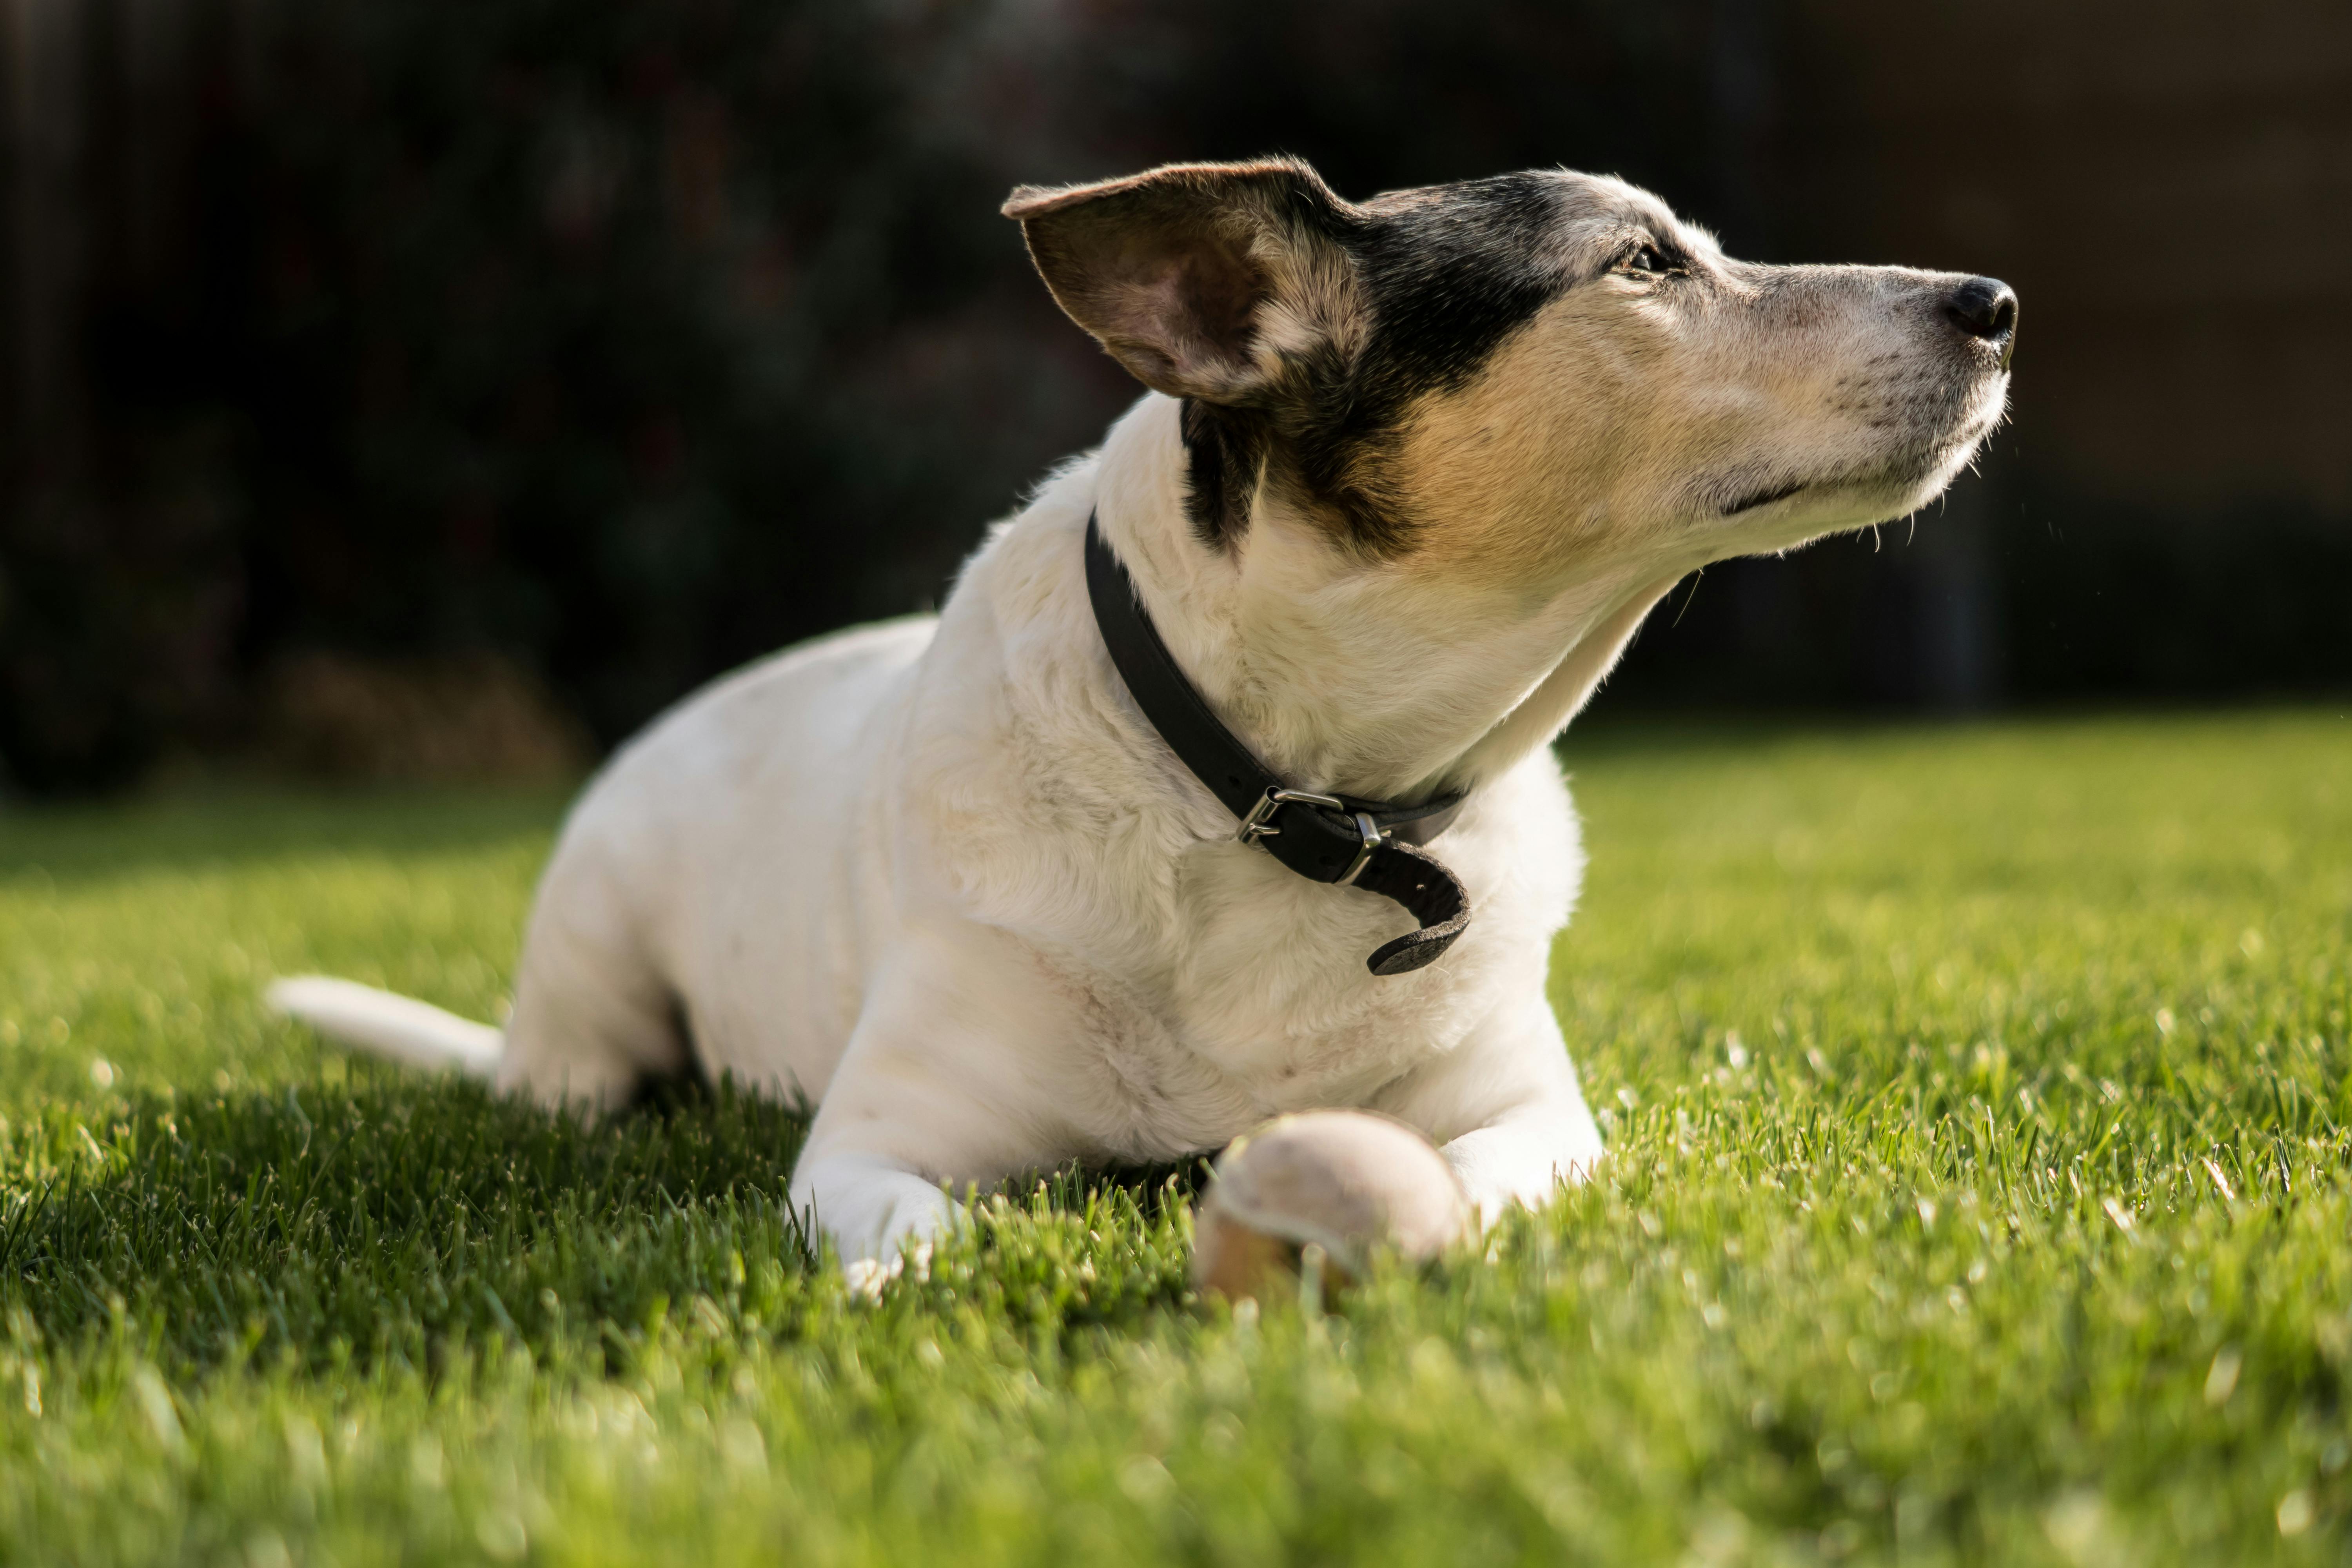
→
(1003, 158, 1362, 405)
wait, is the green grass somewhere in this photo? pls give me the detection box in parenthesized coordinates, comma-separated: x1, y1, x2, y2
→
(1, 709, 2348, 1566)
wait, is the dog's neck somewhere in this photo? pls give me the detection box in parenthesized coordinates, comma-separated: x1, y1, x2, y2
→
(1091, 396, 1683, 804)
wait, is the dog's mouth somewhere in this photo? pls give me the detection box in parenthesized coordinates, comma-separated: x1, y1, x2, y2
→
(1717, 478, 1808, 517)
(1712, 437, 1984, 521)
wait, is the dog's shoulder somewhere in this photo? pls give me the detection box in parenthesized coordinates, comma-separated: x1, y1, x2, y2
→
(891, 490, 1214, 952)
(604, 616, 934, 808)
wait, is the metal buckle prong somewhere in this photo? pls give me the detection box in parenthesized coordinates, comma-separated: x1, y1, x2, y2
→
(1338, 812, 1386, 886)
(1237, 786, 1347, 847)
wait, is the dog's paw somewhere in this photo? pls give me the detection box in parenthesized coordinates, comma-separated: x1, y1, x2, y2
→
(842, 1256, 901, 1302)
(840, 1241, 933, 1304)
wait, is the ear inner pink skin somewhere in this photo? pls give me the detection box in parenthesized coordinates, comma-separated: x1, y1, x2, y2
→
(1005, 160, 1350, 405)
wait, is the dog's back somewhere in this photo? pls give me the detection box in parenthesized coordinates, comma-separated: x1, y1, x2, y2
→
(277, 613, 937, 1106)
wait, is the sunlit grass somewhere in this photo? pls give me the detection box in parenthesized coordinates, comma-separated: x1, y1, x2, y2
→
(0, 709, 2347, 1565)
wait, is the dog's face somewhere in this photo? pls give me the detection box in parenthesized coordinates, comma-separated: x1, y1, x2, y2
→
(1008, 159, 2014, 592)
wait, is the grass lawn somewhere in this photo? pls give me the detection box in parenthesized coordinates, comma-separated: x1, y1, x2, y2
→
(1, 708, 2348, 1566)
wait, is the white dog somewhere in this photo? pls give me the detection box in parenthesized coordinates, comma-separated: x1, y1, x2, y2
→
(274, 158, 2015, 1283)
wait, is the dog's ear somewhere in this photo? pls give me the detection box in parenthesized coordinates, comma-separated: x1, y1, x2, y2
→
(1004, 158, 1361, 405)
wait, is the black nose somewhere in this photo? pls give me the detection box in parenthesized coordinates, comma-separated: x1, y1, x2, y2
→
(1943, 276, 2018, 349)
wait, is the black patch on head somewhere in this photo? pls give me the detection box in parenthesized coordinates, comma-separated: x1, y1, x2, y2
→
(1179, 171, 1574, 555)
(1180, 399, 1267, 550)
(1350, 173, 1574, 402)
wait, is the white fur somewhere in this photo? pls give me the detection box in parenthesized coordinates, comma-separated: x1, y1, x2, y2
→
(265, 977, 501, 1078)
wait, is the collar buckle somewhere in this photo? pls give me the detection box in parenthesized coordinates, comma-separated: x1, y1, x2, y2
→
(1238, 788, 1388, 887)
(1236, 786, 1347, 847)
(1087, 510, 1470, 975)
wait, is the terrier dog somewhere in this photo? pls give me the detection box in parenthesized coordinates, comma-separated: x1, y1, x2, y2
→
(274, 157, 2016, 1285)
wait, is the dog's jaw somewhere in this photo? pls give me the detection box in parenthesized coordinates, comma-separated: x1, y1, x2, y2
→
(1709, 377, 2010, 563)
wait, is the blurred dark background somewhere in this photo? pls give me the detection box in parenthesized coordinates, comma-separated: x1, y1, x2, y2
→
(2, 0, 2346, 793)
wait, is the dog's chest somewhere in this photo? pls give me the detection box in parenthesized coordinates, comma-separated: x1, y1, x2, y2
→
(1048, 971, 1457, 1161)
(1029, 844, 1514, 1160)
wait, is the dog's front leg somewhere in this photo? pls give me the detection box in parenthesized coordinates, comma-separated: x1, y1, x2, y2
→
(788, 927, 1080, 1293)
(789, 1145, 961, 1297)
(1374, 993, 1606, 1228)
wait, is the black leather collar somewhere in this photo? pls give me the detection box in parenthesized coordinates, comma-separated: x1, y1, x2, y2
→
(1083, 511, 1472, 976)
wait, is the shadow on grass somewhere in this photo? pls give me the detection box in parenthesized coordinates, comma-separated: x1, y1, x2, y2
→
(0, 1071, 1206, 1375)
(0, 1074, 811, 1372)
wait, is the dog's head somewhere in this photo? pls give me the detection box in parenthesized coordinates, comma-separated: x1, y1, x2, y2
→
(1007, 157, 2014, 590)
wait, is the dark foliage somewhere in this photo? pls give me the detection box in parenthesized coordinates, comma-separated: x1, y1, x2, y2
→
(2, 0, 2343, 792)
(0, 0, 1748, 792)
(209, 1, 1020, 750)
(1606, 462, 2352, 712)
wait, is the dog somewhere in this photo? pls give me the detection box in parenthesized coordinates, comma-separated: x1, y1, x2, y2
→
(273, 157, 2015, 1287)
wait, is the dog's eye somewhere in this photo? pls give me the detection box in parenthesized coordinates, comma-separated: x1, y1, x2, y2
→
(1618, 243, 1681, 278)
